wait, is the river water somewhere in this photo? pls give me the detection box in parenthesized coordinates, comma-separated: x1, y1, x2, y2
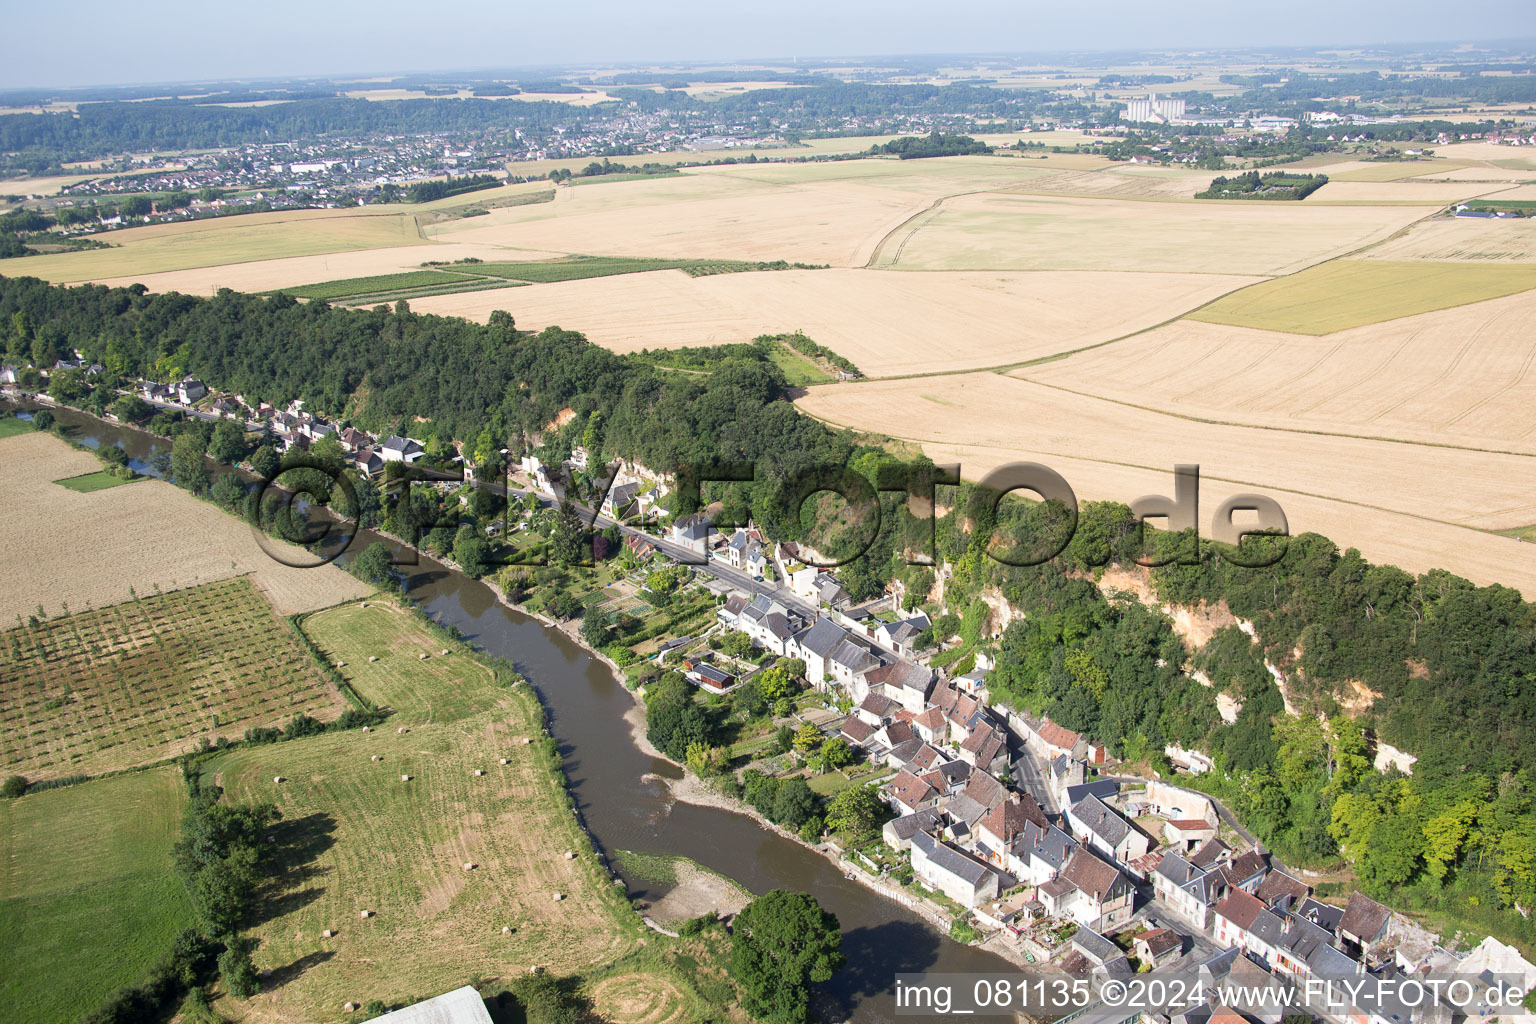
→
(13, 402, 1017, 1023)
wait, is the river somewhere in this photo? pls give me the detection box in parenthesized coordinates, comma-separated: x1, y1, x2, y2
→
(11, 401, 1018, 1023)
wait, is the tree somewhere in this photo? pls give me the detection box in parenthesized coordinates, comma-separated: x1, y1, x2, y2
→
(207, 420, 246, 465)
(351, 542, 394, 586)
(825, 785, 886, 842)
(775, 724, 795, 754)
(0, 775, 26, 798)
(792, 722, 822, 755)
(249, 443, 280, 480)
(757, 666, 794, 704)
(218, 935, 260, 998)
(771, 779, 818, 828)
(171, 432, 210, 494)
(820, 737, 854, 770)
(551, 501, 586, 565)
(581, 606, 610, 648)
(686, 741, 722, 777)
(729, 890, 845, 1024)
(452, 525, 489, 578)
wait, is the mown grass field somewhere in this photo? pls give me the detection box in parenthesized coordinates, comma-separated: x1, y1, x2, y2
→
(0, 767, 194, 1024)
(1188, 259, 1536, 334)
(52, 469, 138, 492)
(210, 600, 643, 1021)
(0, 577, 347, 780)
(0, 416, 33, 439)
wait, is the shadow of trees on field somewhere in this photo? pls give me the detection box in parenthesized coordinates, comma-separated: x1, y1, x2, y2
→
(264, 949, 335, 989)
(251, 811, 337, 929)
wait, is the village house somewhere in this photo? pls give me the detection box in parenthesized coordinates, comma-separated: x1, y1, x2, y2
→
(380, 435, 426, 463)
(873, 611, 930, 657)
(175, 377, 207, 403)
(1038, 848, 1134, 931)
(883, 806, 946, 851)
(974, 793, 1050, 870)
(1152, 852, 1226, 930)
(789, 617, 881, 693)
(1067, 793, 1151, 866)
(1336, 891, 1393, 962)
(911, 829, 1000, 909)
(669, 512, 712, 557)
(622, 533, 657, 562)
(351, 449, 386, 479)
(1010, 819, 1079, 885)
(1136, 927, 1183, 968)
(682, 658, 738, 695)
(886, 769, 940, 815)
(601, 480, 640, 520)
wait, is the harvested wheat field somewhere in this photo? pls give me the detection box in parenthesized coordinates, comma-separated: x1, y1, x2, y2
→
(15, 208, 432, 283)
(1189, 259, 1536, 333)
(1020, 288, 1536, 452)
(427, 159, 1063, 267)
(407, 267, 1260, 375)
(213, 601, 640, 1022)
(0, 577, 347, 780)
(0, 431, 368, 621)
(793, 373, 1536, 594)
(869, 192, 1431, 274)
(1000, 167, 1212, 199)
(1303, 180, 1515, 204)
(1361, 216, 1536, 263)
(1303, 159, 1468, 182)
(1434, 141, 1536, 168)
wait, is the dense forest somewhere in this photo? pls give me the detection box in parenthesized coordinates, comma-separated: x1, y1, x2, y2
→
(3, 271, 1535, 945)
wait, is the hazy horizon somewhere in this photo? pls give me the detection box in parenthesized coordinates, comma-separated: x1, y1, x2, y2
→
(4, 0, 1535, 92)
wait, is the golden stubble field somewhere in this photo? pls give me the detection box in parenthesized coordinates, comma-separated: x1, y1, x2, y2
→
(1360, 216, 1536, 262)
(1020, 287, 1536, 453)
(793, 372, 1536, 596)
(0, 431, 368, 621)
(406, 266, 1261, 375)
(869, 192, 1435, 274)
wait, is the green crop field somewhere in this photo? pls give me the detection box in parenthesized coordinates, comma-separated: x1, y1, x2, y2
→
(52, 469, 138, 492)
(275, 270, 470, 300)
(203, 599, 645, 1020)
(0, 577, 348, 779)
(0, 767, 195, 1024)
(468, 256, 804, 284)
(1187, 259, 1536, 334)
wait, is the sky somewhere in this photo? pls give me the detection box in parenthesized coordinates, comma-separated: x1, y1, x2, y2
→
(3, 0, 1534, 90)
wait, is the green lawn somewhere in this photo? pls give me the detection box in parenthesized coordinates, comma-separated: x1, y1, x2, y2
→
(53, 469, 138, 492)
(765, 342, 834, 385)
(0, 768, 195, 1024)
(808, 770, 853, 796)
(0, 417, 35, 439)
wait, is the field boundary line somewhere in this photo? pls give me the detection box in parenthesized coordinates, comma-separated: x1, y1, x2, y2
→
(795, 403, 1527, 537)
(998, 375, 1536, 459)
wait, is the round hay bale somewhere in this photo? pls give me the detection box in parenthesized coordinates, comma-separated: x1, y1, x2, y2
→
(361, 726, 371, 732)
(368, 656, 378, 663)
(344, 1002, 356, 1012)
(397, 727, 408, 734)
(522, 737, 533, 745)
(371, 755, 380, 762)
(335, 661, 345, 668)
(273, 776, 284, 784)
(441, 649, 450, 656)
(564, 851, 576, 860)
(552, 892, 564, 901)
(529, 965, 542, 974)
(322, 929, 333, 938)
(400, 774, 411, 782)
(502, 925, 512, 935)
(499, 758, 509, 765)
(359, 910, 371, 919)
(463, 862, 476, 871)
(473, 769, 485, 777)
(419, 653, 429, 660)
